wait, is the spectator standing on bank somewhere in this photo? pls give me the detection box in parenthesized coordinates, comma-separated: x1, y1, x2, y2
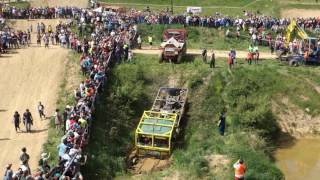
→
(3, 164, 13, 180)
(210, 50, 215, 68)
(234, 159, 246, 180)
(137, 35, 142, 49)
(54, 109, 62, 131)
(20, 147, 31, 174)
(148, 35, 153, 49)
(202, 48, 207, 63)
(217, 112, 226, 136)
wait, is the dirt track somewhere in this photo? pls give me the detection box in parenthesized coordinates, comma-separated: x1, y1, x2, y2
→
(31, 0, 88, 8)
(0, 19, 69, 174)
(281, 9, 320, 18)
(133, 48, 276, 59)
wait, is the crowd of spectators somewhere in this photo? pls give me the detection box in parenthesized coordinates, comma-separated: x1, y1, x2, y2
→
(1, 5, 79, 19)
(0, 27, 32, 56)
(2, 4, 320, 34)
(3, 4, 137, 179)
(3, 2, 320, 179)
(3, 4, 320, 55)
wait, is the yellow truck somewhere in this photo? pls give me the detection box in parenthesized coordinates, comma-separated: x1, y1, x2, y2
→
(135, 87, 188, 157)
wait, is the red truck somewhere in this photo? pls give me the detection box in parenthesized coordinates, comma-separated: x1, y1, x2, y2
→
(159, 29, 187, 63)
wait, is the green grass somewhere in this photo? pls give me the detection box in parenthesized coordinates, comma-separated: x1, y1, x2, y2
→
(83, 53, 320, 179)
(43, 53, 83, 166)
(101, 0, 320, 17)
(100, 0, 282, 16)
(9, 1, 30, 9)
(101, 0, 253, 6)
(138, 24, 270, 51)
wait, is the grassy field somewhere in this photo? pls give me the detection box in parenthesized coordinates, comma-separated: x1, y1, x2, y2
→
(101, 0, 282, 16)
(82, 53, 320, 179)
(9, 1, 31, 9)
(101, 0, 320, 17)
(100, 0, 252, 6)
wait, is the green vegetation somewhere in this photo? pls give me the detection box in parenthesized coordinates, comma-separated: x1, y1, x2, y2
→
(9, 1, 30, 9)
(43, 53, 83, 165)
(83, 53, 320, 179)
(101, 0, 282, 16)
(138, 24, 270, 51)
(102, 0, 320, 17)
(101, 0, 252, 6)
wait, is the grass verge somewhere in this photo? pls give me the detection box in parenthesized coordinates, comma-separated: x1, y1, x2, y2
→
(42, 52, 83, 165)
(9, 1, 31, 9)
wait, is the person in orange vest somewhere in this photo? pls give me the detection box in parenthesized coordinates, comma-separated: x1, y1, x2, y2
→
(304, 50, 309, 64)
(233, 159, 246, 180)
(247, 52, 253, 65)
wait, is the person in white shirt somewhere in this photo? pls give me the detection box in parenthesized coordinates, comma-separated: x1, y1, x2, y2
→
(37, 101, 46, 120)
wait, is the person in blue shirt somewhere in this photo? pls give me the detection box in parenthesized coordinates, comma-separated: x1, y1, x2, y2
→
(57, 140, 68, 159)
(218, 112, 226, 136)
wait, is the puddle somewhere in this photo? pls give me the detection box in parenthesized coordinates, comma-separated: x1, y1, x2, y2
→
(275, 139, 320, 180)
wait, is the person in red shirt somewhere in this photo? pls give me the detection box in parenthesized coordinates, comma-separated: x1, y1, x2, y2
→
(227, 53, 233, 69)
(247, 52, 253, 65)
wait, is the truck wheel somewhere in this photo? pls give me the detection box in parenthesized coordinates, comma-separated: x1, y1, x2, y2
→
(177, 54, 182, 63)
(159, 53, 163, 63)
(289, 60, 298, 67)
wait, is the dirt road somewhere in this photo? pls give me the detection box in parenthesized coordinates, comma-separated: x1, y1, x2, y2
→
(281, 9, 320, 19)
(0, 19, 69, 174)
(133, 48, 276, 59)
(31, 0, 88, 8)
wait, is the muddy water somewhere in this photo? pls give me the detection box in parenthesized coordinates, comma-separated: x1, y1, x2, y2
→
(275, 139, 320, 180)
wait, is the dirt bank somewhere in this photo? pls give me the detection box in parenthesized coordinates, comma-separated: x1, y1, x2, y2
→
(133, 48, 276, 59)
(281, 9, 320, 18)
(0, 19, 69, 175)
(31, 0, 88, 8)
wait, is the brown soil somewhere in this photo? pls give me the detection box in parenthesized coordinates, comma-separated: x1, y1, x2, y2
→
(130, 157, 170, 174)
(163, 171, 181, 180)
(281, 9, 320, 18)
(205, 154, 230, 174)
(0, 19, 69, 174)
(30, 0, 88, 8)
(133, 48, 276, 59)
(273, 97, 320, 138)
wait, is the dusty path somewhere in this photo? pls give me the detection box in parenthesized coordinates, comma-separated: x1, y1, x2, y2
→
(30, 0, 88, 8)
(133, 48, 276, 59)
(281, 9, 320, 18)
(0, 19, 69, 174)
